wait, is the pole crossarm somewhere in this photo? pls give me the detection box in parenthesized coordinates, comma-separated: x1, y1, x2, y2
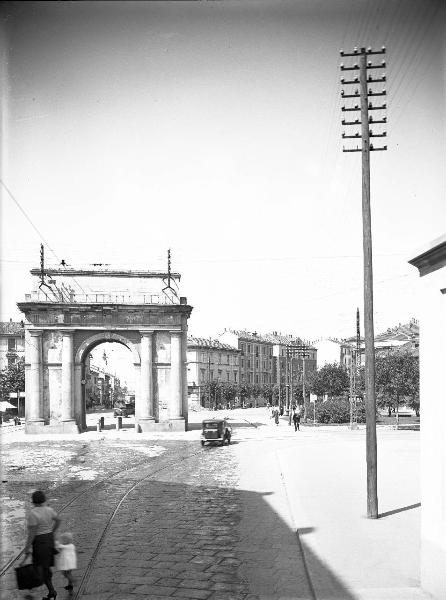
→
(340, 47, 386, 57)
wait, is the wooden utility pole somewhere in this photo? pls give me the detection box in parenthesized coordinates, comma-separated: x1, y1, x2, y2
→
(341, 46, 387, 519)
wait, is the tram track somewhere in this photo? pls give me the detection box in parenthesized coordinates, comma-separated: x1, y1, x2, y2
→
(72, 448, 205, 599)
(0, 448, 195, 578)
(1, 415, 317, 600)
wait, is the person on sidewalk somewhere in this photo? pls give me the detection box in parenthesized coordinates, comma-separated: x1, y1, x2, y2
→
(24, 490, 60, 600)
(55, 532, 77, 594)
(293, 409, 301, 432)
(274, 407, 280, 426)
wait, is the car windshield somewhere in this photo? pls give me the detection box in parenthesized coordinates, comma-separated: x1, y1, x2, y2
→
(203, 423, 219, 430)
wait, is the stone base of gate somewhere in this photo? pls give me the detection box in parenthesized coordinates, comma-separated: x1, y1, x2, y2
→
(25, 421, 46, 434)
(136, 418, 186, 433)
(25, 421, 81, 434)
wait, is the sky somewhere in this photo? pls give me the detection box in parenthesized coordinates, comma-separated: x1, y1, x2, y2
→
(1, 0, 445, 346)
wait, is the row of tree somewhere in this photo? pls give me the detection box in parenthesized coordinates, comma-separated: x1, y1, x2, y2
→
(0, 352, 420, 418)
(201, 351, 420, 417)
(307, 352, 420, 416)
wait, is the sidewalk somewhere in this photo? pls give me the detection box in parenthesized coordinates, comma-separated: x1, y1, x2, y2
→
(232, 408, 428, 600)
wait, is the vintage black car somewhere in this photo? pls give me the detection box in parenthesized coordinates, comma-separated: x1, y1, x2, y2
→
(200, 418, 232, 446)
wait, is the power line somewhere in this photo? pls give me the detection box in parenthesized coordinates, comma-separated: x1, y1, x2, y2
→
(1, 179, 59, 261)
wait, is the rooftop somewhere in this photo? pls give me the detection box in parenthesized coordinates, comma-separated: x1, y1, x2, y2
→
(187, 336, 240, 351)
(0, 321, 24, 336)
(223, 328, 313, 347)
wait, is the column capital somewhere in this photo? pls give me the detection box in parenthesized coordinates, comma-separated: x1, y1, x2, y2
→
(140, 330, 154, 337)
(60, 329, 75, 336)
(29, 329, 43, 337)
(169, 330, 182, 337)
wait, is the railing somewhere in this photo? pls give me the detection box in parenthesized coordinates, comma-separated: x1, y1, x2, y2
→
(24, 291, 180, 305)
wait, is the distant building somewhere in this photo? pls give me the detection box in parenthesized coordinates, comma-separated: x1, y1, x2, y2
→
(314, 319, 420, 371)
(0, 320, 25, 369)
(218, 329, 317, 390)
(186, 336, 241, 406)
(84, 358, 121, 409)
(218, 330, 275, 385)
(262, 331, 317, 388)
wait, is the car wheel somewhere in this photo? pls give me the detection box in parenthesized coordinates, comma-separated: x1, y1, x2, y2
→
(227, 434, 231, 445)
(201, 441, 205, 447)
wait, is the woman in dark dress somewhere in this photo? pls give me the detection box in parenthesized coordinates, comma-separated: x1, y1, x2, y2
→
(24, 490, 61, 600)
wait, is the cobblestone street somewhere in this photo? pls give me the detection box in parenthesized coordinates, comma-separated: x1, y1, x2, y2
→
(1, 410, 424, 600)
(1, 413, 313, 600)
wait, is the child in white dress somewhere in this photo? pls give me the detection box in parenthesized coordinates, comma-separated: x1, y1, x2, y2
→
(55, 532, 77, 592)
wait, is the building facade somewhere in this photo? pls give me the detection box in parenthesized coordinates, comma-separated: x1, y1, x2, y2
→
(409, 235, 446, 599)
(218, 329, 317, 403)
(218, 330, 275, 385)
(0, 320, 25, 370)
(186, 336, 241, 406)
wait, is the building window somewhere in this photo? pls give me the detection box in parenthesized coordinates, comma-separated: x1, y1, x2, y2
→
(200, 369, 206, 382)
(7, 356, 16, 367)
(234, 371, 237, 382)
(227, 354, 230, 365)
(256, 374, 259, 383)
(248, 344, 251, 353)
(248, 360, 251, 368)
(8, 338, 16, 351)
(226, 372, 230, 381)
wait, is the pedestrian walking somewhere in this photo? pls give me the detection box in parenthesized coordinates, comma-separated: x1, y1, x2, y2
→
(293, 409, 301, 432)
(274, 407, 279, 426)
(55, 532, 77, 593)
(24, 490, 60, 600)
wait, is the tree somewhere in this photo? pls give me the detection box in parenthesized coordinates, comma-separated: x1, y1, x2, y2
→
(308, 363, 350, 400)
(237, 382, 252, 407)
(251, 383, 262, 407)
(261, 383, 275, 405)
(221, 382, 237, 407)
(202, 380, 220, 409)
(374, 352, 419, 426)
(0, 357, 25, 398)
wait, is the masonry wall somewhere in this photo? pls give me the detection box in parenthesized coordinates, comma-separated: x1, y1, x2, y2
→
(418, 267, 446, 598)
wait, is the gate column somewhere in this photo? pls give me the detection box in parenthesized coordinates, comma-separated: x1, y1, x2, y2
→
(61, 330, 75, 425)
(170, 331, 184, 426)
(138, 331, 155, 431)
(28, 329, 44, 425)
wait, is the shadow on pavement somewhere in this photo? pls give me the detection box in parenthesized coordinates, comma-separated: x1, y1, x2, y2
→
(379, 502, 421, 519)
(1, 460, 356, 599)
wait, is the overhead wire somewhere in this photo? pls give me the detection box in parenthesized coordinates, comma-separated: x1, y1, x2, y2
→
(392, 3, 442, 126)
(1, 178, 88, 296)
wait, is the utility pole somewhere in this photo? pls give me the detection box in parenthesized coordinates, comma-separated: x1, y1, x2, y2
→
(295, 345, 310, 420)
(285, 346, 289, 414)
(341, 46, 387, 519)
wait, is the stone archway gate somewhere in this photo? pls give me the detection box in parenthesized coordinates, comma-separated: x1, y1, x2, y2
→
(18, 267, 192, 434)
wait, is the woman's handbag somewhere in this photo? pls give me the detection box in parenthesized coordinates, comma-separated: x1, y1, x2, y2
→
(15, 555, 43, 590)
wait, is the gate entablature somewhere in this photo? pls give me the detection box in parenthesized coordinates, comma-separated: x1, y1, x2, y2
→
(18, 266, 192, 434)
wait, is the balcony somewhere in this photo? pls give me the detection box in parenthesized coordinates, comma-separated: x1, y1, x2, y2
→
(24, 291, 183, 305)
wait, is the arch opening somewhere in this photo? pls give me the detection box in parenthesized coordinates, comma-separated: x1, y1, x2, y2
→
(75, 333, 140, 431)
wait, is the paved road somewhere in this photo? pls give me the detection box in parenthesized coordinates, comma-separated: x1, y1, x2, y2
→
(0, 409, 426, 600)
(1, 417, 312, 600)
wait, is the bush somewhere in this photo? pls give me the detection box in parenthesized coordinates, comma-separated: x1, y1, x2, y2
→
(315, 397, 367, 424)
